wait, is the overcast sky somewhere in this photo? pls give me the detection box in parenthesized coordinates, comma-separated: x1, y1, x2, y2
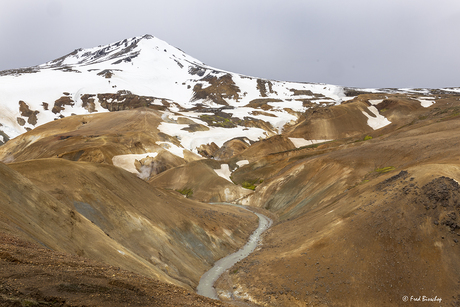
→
(1, 0, 459, 88)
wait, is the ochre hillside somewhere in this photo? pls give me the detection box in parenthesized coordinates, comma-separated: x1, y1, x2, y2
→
(1, 34, 460, 306)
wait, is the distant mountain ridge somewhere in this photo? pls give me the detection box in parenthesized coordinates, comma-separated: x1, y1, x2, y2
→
(0, 34, 345, 147)
(40, 34, 206, 69)
(1, 34, 459, 153)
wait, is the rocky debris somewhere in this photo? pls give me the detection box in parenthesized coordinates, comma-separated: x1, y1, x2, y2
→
(18, 100, 39, 126)
(16, 117, 26, 126)
(416, 176, 460, 231)
(197, 143, 220, 158)
(81, 94, 97, 112)
(81, 92, 171, 113)
(192, 74, 241, 105)
(135, 156, 167, 180)
(97, 69, 119, 78)
(213, 138, 250, 160)
(182, 123, 210, 132)
(52, 96, 75, 114)
(198, 113, 239, 128)
(245, 98, 281, 111)
(377, 170, 409, 189)
(257, 79, 276, 97)
(97, 92, 156, 111)
(0, 130, 9, 145)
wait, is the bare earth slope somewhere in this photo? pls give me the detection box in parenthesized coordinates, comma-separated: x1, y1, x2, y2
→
(214, 94, 460, 306)
(0, 232, 231, 307)
(0, 159, 258, 291)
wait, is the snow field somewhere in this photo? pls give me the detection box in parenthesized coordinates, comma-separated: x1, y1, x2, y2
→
(288, 138, 332, 148)
(418, 97, 436, 108)
(236, 160, 250, 167)
(155, 141, 185, 158)
(213, 164, 233, 182)
(157, 121, 267, 154)
(362, 106, 391, 130)
(112, 152, 159, 174)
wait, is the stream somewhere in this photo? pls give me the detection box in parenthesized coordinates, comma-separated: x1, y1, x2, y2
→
(196, 203, 273, 300)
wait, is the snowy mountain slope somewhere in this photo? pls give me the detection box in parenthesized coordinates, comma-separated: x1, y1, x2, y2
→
(0, 35, 345, 149)
(2, 34, 455, 155)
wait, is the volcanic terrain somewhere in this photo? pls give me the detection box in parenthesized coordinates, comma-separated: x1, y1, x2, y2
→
(1, 35, 460, 306)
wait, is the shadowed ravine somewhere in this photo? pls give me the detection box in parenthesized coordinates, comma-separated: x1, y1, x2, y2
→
(196, 203, 272, 300)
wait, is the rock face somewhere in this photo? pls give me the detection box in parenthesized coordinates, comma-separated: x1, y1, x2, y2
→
(135, 155, 166, 179)
(213, 138, 250, 160)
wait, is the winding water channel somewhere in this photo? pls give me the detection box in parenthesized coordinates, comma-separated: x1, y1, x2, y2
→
(196, 203, 273, 300)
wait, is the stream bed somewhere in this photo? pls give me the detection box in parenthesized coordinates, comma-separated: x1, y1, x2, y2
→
(196, 203, 272, 300)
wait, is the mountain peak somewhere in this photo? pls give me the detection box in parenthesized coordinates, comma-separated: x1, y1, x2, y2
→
(41, 34, 178, 68)
(0, 34, 348, 144)
(141, 34, 154, 40)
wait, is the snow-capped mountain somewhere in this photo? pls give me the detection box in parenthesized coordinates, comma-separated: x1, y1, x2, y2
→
(0, 34, 346, 148)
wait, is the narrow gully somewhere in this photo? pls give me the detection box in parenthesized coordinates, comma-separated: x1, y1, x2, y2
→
(196, 203, 272, 300)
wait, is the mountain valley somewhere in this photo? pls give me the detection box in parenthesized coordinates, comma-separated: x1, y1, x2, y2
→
(1, 35, 460, 306)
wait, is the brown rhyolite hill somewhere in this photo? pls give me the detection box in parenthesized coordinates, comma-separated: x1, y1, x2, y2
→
(1, 91, 460, 306)
(214, 93, 460, 306)
(0, 158, 258, 290)
(0, 232, 232, 307)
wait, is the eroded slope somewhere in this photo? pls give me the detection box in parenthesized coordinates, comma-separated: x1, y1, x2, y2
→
(0, 159, 258, 290)
(214, 94, 460, 306)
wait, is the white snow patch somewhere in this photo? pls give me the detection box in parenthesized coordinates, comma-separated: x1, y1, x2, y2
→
(341, 96, 356, 102)
(368, 99, 384, 105)
(220, 107, 297, 135)
(157, 122, 266, 153)
(117, 250, 126, 255)
(418, 98, 436, 108)
(214, 164, 232, 182)
(443, 88, 460, 93)
(112, 152, 159, 174)
(362, 106, 391, 130)
(267, 100, 305, 112)
(155, 141, 185, 158)
(288, 138, 331, 148)
(0, 135, 3, 143)
(236, 160, 250, 167)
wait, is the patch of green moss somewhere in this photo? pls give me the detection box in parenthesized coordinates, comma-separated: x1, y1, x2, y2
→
(176, 188, 193, 198)
(22, 299, 39, 306)
(240, 178, 264, 190)
(199, 114, 239, 128)
(300, 143, 320, 149)
(363, 135, 373, 141)
(375, 166, 396, 173)
(242, 181, 256, 190)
